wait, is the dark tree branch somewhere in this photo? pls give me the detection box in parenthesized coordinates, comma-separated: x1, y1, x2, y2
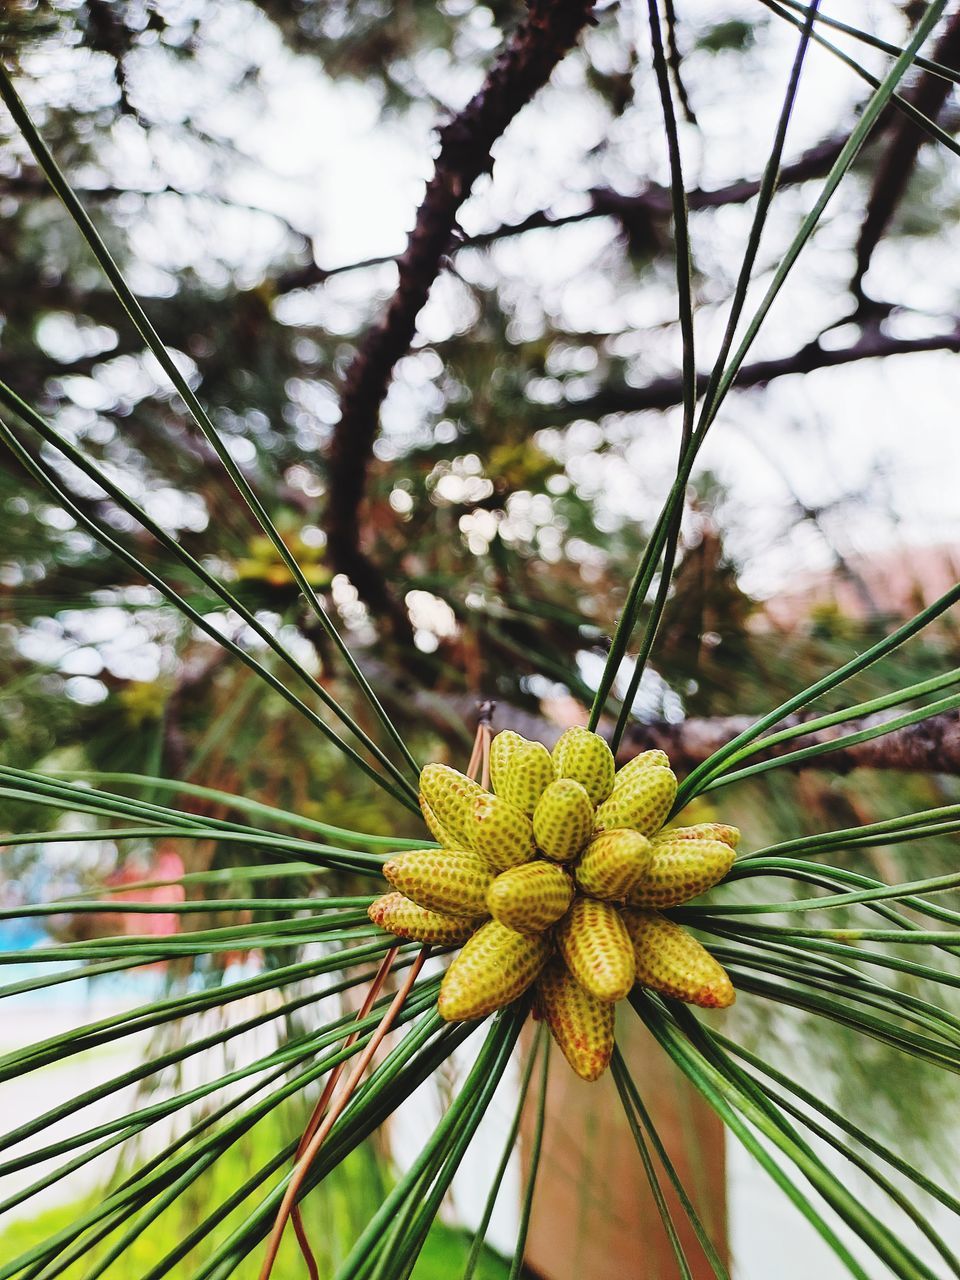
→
(394, 686, 960, 778)
(274, 131, 854, 294)
(276, 67, 960, 296)
(663, 0, 698, 126)
(1, 172, 311, 245)
(853, 8, 960, 301)
(617, 710, 960, 778)
(535, 325, 960, 424)
(84, 0, 143, 123)
(323, 0, 599, 638)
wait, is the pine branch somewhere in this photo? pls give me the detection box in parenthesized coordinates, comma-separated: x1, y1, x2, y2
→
(853, 8, 960, 303)
(618, 709, 960, 777)
(322, 0, 599, 637)
(1, 172, 311, 244)
(417, 694, 960, 777)
(274, 131, 855, 293)
(534, 325, 960, 424)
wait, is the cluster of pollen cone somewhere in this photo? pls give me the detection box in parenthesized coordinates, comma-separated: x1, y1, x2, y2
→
(369, 728, 738, 1081)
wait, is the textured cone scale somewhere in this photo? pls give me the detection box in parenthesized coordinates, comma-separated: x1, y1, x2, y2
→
(487, 861, 574, 934)
(489, 730, 528, 796)
(629, 837, 735, 908)
(420, 798, 458, 850)
(552, 727, 615, 806)
(594, 764, 677, 838)
(419, 763, 483, 851)
(500, 741, 555, 816)
(533, 778, 595, 862)
(575, 829, 653, 901)
(377, 741, 739, 1078)
(538, 959, 615, 1082)
(557, 897, 635, 1003)
(655, 822, 740, 850)
(368, 892, 476, 945)
(611, 749, 671, 791)
(624, 909, 735, 1008)
(438, 920, 551, 1021)
(383, 849, 492, 917)
(472, 792, 537, 872)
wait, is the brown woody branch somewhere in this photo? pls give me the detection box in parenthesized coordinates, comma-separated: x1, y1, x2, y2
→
(617, 710, 960, 777)
(533, 325, 960, 424)
(464, 129, 854, 242)
(324, 0, 598, 638)
(854, 8, 960, 301)
(264, 53, 960, 297)
(274, 131, 854, 294)
(2, 173, 312, 246)
(404, 689, 960, 777)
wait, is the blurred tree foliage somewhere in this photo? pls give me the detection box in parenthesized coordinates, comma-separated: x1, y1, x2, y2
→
(2, 0, 959, 842)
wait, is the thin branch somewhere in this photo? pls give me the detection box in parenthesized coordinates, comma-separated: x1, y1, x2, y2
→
(259, 948, 429, 1280)
(1, 172, 311, 241)
(620, 708, 960, 778)
(608, 0, 700, 748)
(290, 946, 399, 1280)
(416, 694, 960, 778)
(853, 7, 960, 301)
(663, 0, 698, 126)
(322, 0, 599, 631)
(535, 325, 960, 424)
(274, 132, 855, 293)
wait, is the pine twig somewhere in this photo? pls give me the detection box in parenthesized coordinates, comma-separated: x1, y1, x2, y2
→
(324, 0, 599, 634)
(618, 709, 960, 778)
(272, 130, 858, 292)
(853, 8, 960, 303)
(289, 946, 400, 1279)
(533, 325, 960, 425)
(259, 948, 429, 1280)
(393, 687, 960, 779)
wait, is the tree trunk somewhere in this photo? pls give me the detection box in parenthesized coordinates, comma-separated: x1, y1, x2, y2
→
(522, 1012, 727, 1279)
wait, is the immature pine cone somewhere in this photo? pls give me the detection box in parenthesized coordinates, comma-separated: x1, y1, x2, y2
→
(371, 727, 738, 1081)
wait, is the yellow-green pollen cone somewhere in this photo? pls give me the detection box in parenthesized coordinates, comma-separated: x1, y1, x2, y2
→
(369, 729, 738, 1081)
